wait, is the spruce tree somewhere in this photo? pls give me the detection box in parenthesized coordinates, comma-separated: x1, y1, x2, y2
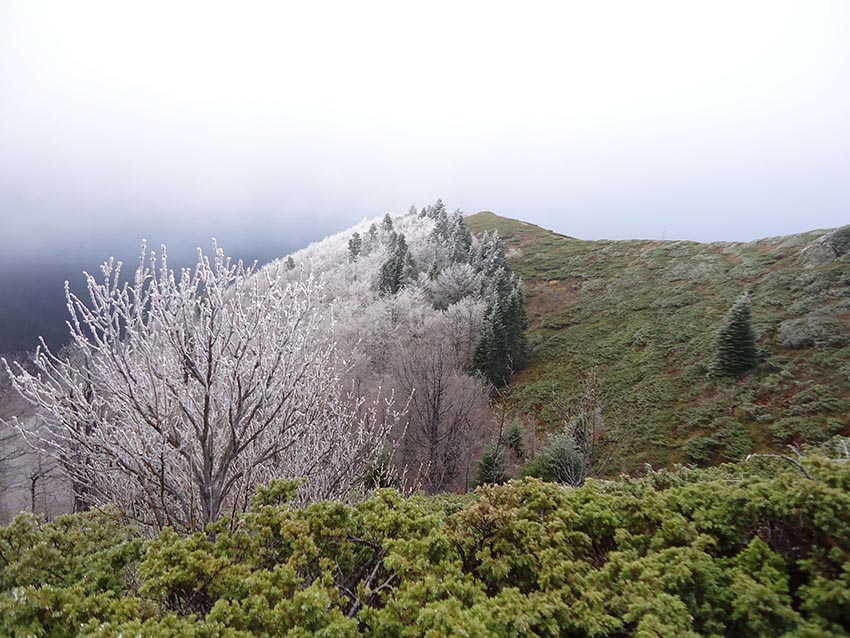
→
(348, 232, 362, 262)
(448, 211, 472, 264)
(381, 212, 394, 234)
(474, 443, 509, 486)
(470, 258, 528, 385)
(713, 294, 758, 377)
(377, 232, 415, 296)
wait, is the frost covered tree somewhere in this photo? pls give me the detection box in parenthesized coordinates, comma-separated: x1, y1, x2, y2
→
(713, 293, 758, 377)
(377, 233, 416, 296)
(393, 316, 490, 494)
(347, 232, 362, 262)
(2, 242, 399, 532)
(428, 263, 480, 310)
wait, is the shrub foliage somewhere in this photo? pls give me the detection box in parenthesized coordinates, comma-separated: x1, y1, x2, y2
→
(2, 458, 850, 637)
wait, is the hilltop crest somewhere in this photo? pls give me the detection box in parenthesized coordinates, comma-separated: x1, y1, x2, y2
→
(467, 212, 850, 470)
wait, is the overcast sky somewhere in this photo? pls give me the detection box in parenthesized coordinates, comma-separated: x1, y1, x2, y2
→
(2, 0, 849, 266)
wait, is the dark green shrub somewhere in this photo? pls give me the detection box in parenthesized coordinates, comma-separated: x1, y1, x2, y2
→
(684, 436, 718, 467)
(475, 444, 509, 486)
(716, 421, 755, 461)
(504, 420, 525, 460)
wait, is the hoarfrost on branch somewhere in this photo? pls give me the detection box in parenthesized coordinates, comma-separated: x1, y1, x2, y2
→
(3, 242, 399, 532)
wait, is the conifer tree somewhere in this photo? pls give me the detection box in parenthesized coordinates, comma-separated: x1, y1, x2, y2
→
(433, 207, 450, 240)
(448, 211, 472, 264)
(713, 293, 758, 377)
(348, 232, 362, 262)
(425, 198, 447, 220)
(474, 443, 509, 486)
(505, 420, 525, 460)
(377, 232, 415, 296)
(470, 268, 527, 385)
(381, 212, 394, 234)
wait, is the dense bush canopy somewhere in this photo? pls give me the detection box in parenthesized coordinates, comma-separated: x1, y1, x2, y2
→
(1, 457, 849, 637)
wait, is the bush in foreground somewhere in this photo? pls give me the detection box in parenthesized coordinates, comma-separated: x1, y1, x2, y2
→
(1, 458, 849, 637)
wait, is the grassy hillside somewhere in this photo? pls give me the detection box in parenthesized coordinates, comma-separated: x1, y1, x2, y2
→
(466, 212, 850, 471)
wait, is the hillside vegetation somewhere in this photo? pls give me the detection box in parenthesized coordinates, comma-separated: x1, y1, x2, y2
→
(466, 212, 850, 470)
(2, 454, 849, 638)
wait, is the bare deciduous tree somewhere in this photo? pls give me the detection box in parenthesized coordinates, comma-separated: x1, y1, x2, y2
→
(2, 242, 399, 532)
(393, 308, 489, 493)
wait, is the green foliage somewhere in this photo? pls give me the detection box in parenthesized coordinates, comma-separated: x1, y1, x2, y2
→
(520, 432, 587, 486)
(377, 232, 416, 296)
(713, 294, 758, 378)
(470, 262, 528, 386)
(683, 436, 717, 467)
(474, 444, 509, 487)
(777, 315, 848, 349)
(770, 416, 846, 446)
(2, 461, 850, 636)
(683, 421, 754, 466)
(504, 420, 526, 460)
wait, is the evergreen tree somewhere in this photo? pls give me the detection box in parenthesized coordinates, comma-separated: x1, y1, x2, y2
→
(505, 420, 526, 460)
(713, 293, 758, 377)
(348, 232, 362, 262)
(470, 269, 527, 385)
(424, 198, 447, 220)
(448, 211, 472, 264)
(473, 231, 507, 279)
(381, 212, 394, 234)
(433, 207, 450, 240)
(377, 232, 416, 296)
(284, 255, 295, 270)
(474, 443, 509, 486)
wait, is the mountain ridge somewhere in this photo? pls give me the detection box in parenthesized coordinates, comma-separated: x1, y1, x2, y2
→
(466, 211, 850, 471)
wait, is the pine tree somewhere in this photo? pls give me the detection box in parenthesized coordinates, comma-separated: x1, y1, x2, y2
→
(470, 267, 527, 385)
(474, 443, 509, 486)
(448, 211, 472, 264)
(284, 255, 296, 270)
(381, 212, 394, 234)
(713, 294, 758, 377)
(377, 232, 416, 296)
(425, 198, 446, 220)
(348, 232, 362, 262)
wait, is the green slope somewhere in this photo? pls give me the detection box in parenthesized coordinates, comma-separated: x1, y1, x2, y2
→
(466, 211, 850, 471)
